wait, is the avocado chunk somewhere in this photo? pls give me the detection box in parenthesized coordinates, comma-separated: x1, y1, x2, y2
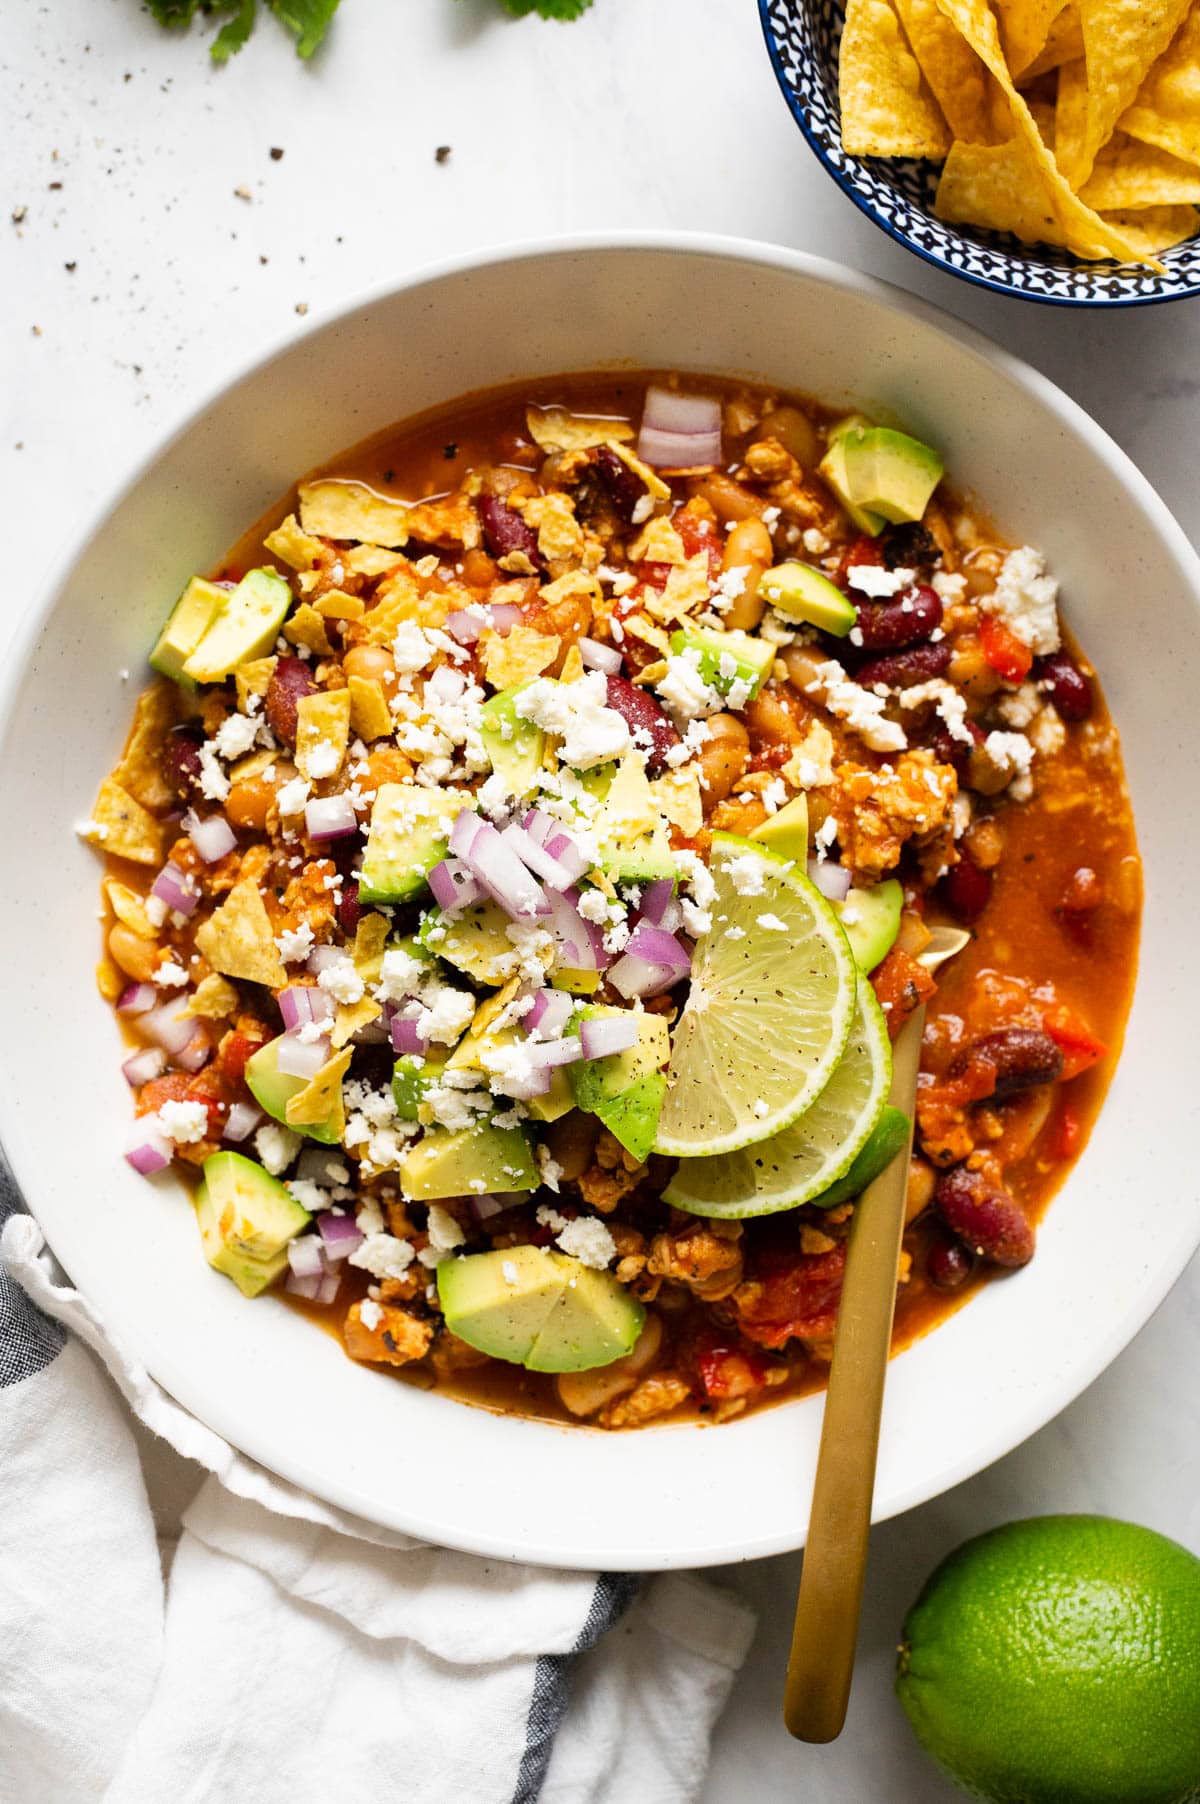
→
(359, 784, 472, 905)
(194, 1149, 309, 1297)
(592, 755, 676, 885)
(569, 1006, 669, 1162)
(181, 568, 292, 683)
(149, 576, 229, 687)
(810, 1106, 911, 1210)
(479, 685, 546, 798)
(244, 1035, 341, 1145)
(392, 1054, 446, 1121)
(437, 1246, 644, 1372)
(669, 626, 776, 701)
(751, 793, 809, 865)
(759, 563, 856, 636)
(838, 426, 944, 526)
(818, 417, 886, 536)
(419, 899, 517, 985)
(837, 879, 903, 973)
(400, 1120, 538, 1201)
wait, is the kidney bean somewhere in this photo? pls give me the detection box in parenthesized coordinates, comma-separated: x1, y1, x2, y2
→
(880, 522, 940, 573)
(935, 1165, 1034, 1268)
(854, 641, 952, 688)
(926, 1235, 974, 1290)
(163, 724, 205, 801)
(592, 445, 647, 524)
(854, 583, 943, 652)
(264, 655, 318, 748)
(1034, 650, 1093, 722)
(949, 1027, 1064, 1101)
(479, 493, 541, 564)
(337, 875, 363, 937)
(932, 719, 985, 782)
(938, 853, 992, 923)
(604, 674, 680, 774)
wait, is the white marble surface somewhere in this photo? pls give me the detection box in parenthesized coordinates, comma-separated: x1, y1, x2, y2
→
(3, 2, 1199, 1797)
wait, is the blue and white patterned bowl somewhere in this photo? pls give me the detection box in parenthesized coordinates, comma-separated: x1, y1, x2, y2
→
(760, 0, 1200, 306)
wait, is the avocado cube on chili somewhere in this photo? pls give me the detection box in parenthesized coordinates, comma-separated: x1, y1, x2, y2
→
(149, 576, 229, 687)
(818, 415, 886, 536)
(669, 627, 775, 701)
(359, 784, 473, 905)
(759, 563, 856, 636)
(479, 684, 546, 798)
(391, 1054, 446, 1121)
(437, 1247, 643, 1372)
(181, 568, 292, 683)
(194, 1149, 310, 1297)
(399, 1120, 538, 1202)
(569, 1006, 670, 1162)
(837, 426, 944, 526)
(244, 1034, 342, 1145)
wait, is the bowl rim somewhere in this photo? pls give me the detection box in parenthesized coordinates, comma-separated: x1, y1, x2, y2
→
(3, 231, 1199, 1569)
(756, 0, 1200, 311)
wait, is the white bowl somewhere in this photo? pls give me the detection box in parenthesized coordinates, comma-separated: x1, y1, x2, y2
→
(2, 236, 1197, 1572)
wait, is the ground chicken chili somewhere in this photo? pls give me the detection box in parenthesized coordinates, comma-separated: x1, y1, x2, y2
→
(82, 373, 1139, 1430)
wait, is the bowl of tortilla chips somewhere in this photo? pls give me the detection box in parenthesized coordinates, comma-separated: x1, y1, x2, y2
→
(760, 0, 1200, 304)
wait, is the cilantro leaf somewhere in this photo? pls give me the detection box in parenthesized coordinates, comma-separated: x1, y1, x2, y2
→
(495, 0, 593, 14)
(266, 0, 342, 58)
(144, 0, 205, 23)
(211, 0, 258, 60)
(142, 0, 339, 57)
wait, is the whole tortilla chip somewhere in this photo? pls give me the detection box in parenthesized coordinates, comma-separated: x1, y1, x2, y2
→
(1064, 0, 1193, 189)
(113, 683, 176, 811)
(1119, 2, 1200, 167)
(1054, 57, 1091, 180)
(185, 973, 240, 1018)
(1099, 201, 1199, 248)
(294, 688, 351, 782)
(298, 479, 410, 549)
(895, 0, 995, 139)
(1017, 2, 1083, 76)
(195, 878, 287, 989)
(285, 1046, 351, 1133)
(525, 406, 635, 453)
(840, 0, 953, 156)
(994, 0, 1068, 78)
(347, 674, 392, 743)
(82, 778, 166, 866)
(1080, 131, 1200, 203)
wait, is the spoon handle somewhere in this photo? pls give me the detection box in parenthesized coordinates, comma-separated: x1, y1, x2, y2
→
(783, 1007, 924, 1743)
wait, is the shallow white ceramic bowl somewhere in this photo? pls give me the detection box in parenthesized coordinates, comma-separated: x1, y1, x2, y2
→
(2, 237, 1197, 1572)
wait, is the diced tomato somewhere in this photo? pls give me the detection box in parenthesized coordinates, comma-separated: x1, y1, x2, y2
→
(135, 1072, 192, 1116)
(871, 947, 937, 1040)
(1050, 1102, 1083, 1160)
(1042, 1002, 1108, 1080)
(835, 534, 885, 586)
(736, 1244, 847, 1350)
(215, 1024, 268, 1083)
(135, 1067, 228, 1137)
(686, 1330, 769, 1403)
(980, 615, 1034, 682)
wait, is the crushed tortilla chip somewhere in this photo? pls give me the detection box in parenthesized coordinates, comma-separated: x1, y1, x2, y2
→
(644, 553, 714, 624)
(285, 1046, 352, 1133)
(229, 749, 276, 786)
(82, 778, 166, 866)
(783, 721, 837, 789)
(357, 571, 447, 643)
(1080, 130, 1200, 203)
(347, 674, 392, 742)
(518, 493, 584, 567)
(104, 877, 158, 940)
(294, 689, 351, 782)
(558, 643, 586, 684)
(609, 441, 672, 502)
(186, 973, 240, 1018)
(839, 0, 952, 157)
(632, 659, 670, 687)
(1064, 0, 1192, 191)
(95, 958, 124, 1003)
(113, 683, 176, 811)
(404, 493, 481, 552)
(1119, 3, 1200, 167)
(1098, 201, 1199, 248)
(314, 590, 365, 622)
(649, 768, 704, 836)
(1054, 55, 1090, 179)
(525, 405, 635, 453)
(235, 657, 277, 711)
(344, 544, 405, 579)
(894, 0, 994, 139)
(284, 603, 334, 659)
(1018, 0, 1083, 74)
(195, 877, 287, 988)
(352, 912, 391, 984)
(628, 516, 687, 566)
(624, 613, 673, 656)
(298, 479, 410, 548)
(994, 0, 1068, 76)
(332, 995, 381, 1049)
(481, 625, 559, 689)
(264, 514, 324, 570)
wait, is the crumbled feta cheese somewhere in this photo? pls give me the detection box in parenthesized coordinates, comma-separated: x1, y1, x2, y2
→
(359, 1298, 383, 1331)
(156, 1099, 209, 1145)
(1029, 706, 1066, 756)
(305, 741, 340, 780)
(995, 682, 1041, 730)
(655, 649, 724, 725)
(276, 922, 315, 965)
(423, 1072, 490, 1132)
(536, 1202, 568, 1233)
(213, 712, 259, 760)
(898, 679, 974, 745)
(414, 983, 475, 1047)
(631, 493, 655, 525)
(537, 1146, 564, 1192)
(392, 621, 437, 673)
(350, 1233, 416, 1281)
(254, 1122, 302, 1174)
(951, 792, 973, 839)
(145, 895, 168, 928)
(576, 887, 611, 924)
(847, 564, 915, 599)
(932, 571, 967, 604)
(198, 744, 231, 803)
(555, 1215, 617, 1270)
(815, 814, 839, 855)
(806, 660, 907, 753)
(983, 729, 1035, 800)
(318, 955, 365, 1005)
(723, 852, 767, 895)
(153, 959, 189, 988)
(426, 1204, 466, 1252)
(802, 528, 830, 555)
(286, 1179, 330, 1213)
(756, 912, 788, 932)
(276, 776, 311, 817)
(515, 671, 632, 770)
(376, 947, 428, 1003)
(983, 546, 1061, 656)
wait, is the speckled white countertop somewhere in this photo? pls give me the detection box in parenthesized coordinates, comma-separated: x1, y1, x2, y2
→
(3, 3, 1198, 1797)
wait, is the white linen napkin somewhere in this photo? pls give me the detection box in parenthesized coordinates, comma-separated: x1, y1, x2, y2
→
(0, 1184, 755, 1804)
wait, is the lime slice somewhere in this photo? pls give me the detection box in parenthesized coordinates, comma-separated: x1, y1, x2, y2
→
(663, 981, 891, 1216)
(653, 837, 857, 1159)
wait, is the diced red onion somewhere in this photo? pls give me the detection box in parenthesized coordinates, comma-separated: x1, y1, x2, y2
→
(276, 1032, 331, 1079)
(223, 1099, 263, 1143)
(428, 856, 485, 914)
(578, 636, 622, 674)
(464, 1194, 510, 1225)
(638, 425, 723, 469)
(463, 818, 550, 919)
(636, 879, 682, 934)
(318, 1212, 364, 1261)
(150, 861, 199, 919)
(287, 1235, 325, 1280)
(122, 1046, 166, 1087)
(279, 985, 334, 1033)
(526, 1034, 583, 1070)
(501, 822, 576, 892)
(521, 807, 559, 849)
(447, 602, 522, 645)
(449, 807, 483, 861)
(306, 944, 343, 976)
(638, 391, 723, 470)
(390, 1014, 427, 1055)
(488, 603, 522, 637)
(316, 1271, 341, 1305)
(140, 1001, 197, 1057)
(117, 981, 158, 1016)
(185, 811, 237, 864)
(125, 1124, 171, 1176)
(175, 1029, 212, 1074)
(285, 1268, 321, 1301)
(542, 832, 588, 883)
(526, 988, 574, 1039)
(625, 921, 691, 972)
(499, 1066, 553, 1100)
(608, 952, 684, 1001)
(809, 858, 852, 902)
(545, 886, 608, 970)
(305, 794, 358, 842)
(643, 386, 725, 436)
(580, 1016, 639, 1060)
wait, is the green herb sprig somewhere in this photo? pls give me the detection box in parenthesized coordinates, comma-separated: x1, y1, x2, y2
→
(145, 0, 340, 61)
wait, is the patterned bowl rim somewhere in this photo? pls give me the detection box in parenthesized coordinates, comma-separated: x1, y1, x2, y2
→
(757, 0, 1200, 310)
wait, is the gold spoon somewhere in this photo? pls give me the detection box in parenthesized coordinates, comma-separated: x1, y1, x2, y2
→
(784, 927, 969, 1743)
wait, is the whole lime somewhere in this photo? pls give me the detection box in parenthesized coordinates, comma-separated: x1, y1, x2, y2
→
(896, 1515, 1200, 1804)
